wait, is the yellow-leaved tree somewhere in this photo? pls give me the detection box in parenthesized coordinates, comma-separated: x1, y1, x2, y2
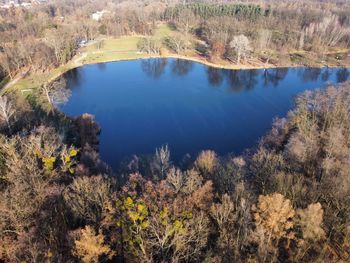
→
(74, 226, 113, 263)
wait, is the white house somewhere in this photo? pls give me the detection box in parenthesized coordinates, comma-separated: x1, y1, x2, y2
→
(91, 10, 107, 21)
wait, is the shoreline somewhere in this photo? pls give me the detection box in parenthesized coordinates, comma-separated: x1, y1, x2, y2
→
(2, 52, 350, 96)
(80, 53, 350, 71)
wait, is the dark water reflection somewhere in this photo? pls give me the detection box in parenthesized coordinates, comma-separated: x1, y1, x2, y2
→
(60, 58, 350, 170)
(141, 59, 168, 79)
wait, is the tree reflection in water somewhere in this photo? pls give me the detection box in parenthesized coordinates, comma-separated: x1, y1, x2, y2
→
(147, 61, 350, 93)
(70, 59, 350, 97)
(141, 58, 168, 79)
(171, 59, 194, 76)
(224, 69, 259, 92)
(263, 68, 289, 87)
(64, 67, 82, 90)
(298, 67, 322, 82)
(336, 68, 350, 83)
(321, 68, 332, 82)
(207, 67, 223, 87)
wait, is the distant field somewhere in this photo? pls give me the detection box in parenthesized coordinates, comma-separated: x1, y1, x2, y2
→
(154, 23, 174, 38)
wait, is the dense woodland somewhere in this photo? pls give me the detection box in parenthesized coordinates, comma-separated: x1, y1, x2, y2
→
(1, 0, 350, 262)
(2, 78, 350, 262)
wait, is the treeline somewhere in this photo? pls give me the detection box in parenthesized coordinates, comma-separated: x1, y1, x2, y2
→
(134, 1, 350, 66)
(1, 77, 350, 261)
(164, 3, 266, 20)
(163, 2, 350, 64)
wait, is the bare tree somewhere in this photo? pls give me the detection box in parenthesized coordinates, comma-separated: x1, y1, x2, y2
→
(0, 52, 13, 79)
(80, 21, 99, 41)
(299, 31, 305, 50)
(0, 95, 15, 132)
(164, 33, 188, 54)
(137, 36, 162, 55)
(229, 35, 252, 64)
(45, 28, 67, 64)
(64, 175, 113, 225)
(304, 15, 346, 48)
(151, 144, 171, 180)
(45, 27, 78, 64)
(195, 150, 217, 176)
(176, 9, 197, 36)
(258, 29, 272, 51)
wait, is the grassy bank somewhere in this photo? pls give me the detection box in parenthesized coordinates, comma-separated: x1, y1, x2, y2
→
(0, 77, 9, 90)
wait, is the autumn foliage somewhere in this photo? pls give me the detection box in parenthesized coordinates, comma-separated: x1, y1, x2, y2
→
(1, 81, 350, 262)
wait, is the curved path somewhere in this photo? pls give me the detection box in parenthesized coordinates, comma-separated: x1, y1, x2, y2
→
(1, 69, 30, 95)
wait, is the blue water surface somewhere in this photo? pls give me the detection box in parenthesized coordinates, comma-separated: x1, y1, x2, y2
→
(60, 58, 350, 169)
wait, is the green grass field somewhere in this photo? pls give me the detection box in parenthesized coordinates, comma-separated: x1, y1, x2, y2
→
(83, 36, 142, 53)
(80, 23, 175, 65)
(83, 52, 148, 65)
(154, 23, 174, 38)
(83, 23, 174, 53)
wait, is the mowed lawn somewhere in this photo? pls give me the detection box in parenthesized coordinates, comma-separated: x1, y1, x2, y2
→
(154, 23, 174, 38)
(81, 36, 146, 64)
(83, 24, 174, 53)
(81, 24, 175, 64)
(83, 36, 142, 53)
(83, 52, 148, 64)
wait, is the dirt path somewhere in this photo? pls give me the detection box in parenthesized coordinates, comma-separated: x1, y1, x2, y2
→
(1, 69, 30, 94)
(73, 52, 87, 66)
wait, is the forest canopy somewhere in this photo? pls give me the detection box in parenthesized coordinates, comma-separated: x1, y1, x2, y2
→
(1, 77, 350, 261)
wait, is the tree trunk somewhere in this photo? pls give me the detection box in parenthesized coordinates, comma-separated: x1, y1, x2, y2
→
(44, 85, 52, 106)
(5, 117, 11, 134)
(237, 50, 241, 64)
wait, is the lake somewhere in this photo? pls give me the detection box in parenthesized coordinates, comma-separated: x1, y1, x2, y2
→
(60, 58, 350, 170)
